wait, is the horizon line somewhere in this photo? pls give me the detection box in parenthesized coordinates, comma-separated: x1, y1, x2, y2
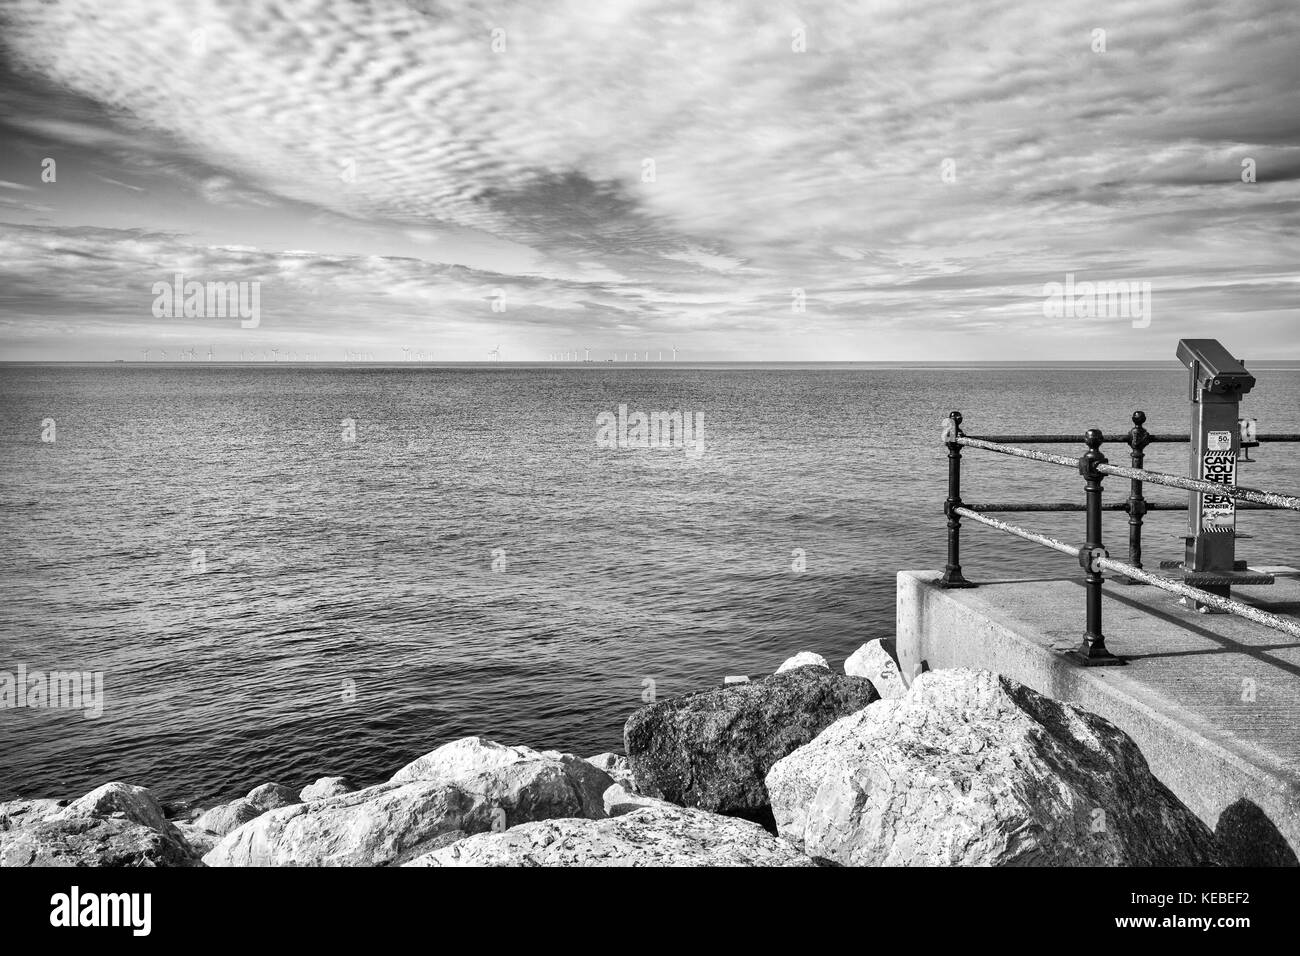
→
(4, 360, 1300, 369)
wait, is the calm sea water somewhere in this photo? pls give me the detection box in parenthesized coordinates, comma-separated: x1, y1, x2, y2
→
(2, 364, 1297, 804)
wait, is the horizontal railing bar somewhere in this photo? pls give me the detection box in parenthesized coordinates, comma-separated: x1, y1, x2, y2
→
(1094, 557, 1300, 639)
(957, 435, 1300, 510)
(966, 433, 1300, 445)
(966, 434, 1109, 444)
(1096, 463, 1300, 510)
(955, 436, 1077, 467)
(965, 501, 1273, 513)
(967, 502, 1109, 512)
(954, 507, 1079, 556)
(954, 507, 1300, 639)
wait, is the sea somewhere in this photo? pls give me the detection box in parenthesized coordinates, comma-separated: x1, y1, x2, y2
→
(2, 362, 1297, 805)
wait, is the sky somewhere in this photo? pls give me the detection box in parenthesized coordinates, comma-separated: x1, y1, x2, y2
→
(0, 0, 1296, 362)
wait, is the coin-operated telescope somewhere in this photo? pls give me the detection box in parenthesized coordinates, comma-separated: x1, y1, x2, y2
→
(1175, 339, 1274, 601)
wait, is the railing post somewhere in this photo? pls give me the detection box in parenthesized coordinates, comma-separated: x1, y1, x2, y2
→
(940, 411, 975, 588)
(1120, 410, 1151, 584)
(1070, 428, 1123, 665)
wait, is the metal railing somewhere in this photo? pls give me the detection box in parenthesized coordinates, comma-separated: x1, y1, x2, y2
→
(940, 410, 1300, 665)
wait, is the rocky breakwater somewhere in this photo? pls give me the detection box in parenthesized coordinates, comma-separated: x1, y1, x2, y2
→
(0, 639, 1225, 866)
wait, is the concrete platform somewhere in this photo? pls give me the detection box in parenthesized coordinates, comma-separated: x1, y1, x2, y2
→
(896, 567, 1300, 864)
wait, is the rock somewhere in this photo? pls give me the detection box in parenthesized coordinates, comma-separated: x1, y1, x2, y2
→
(391, 735, 612, 817)
(420, 829, 470, 853)
(246, 783, 300, 812)
(1213, 799, 1299, 867)
(585, 753, 633, 787)
(203, 781, 466, 866)
(160, 799, 205, 823)
(766, 668, 1221, 866)
(843, 639, 907, 699)
(775, 652, 828, 674)
(194, 797, 262, 837)
(603, 782, 675, 817)
(3, 782, 205, 867)
(624, 666, 878, 826)
(300, 776, 356, 802)
(403, 805, 818, 867)
(204, 755, 614, 867)
(203, 782, 468, 867)
(0, 816, 202, 867)
(193, 783, 301, 836)
(0, 799, 66, 832)
(389, 736, 543, 785)
(51, 782, 169, 832)
(173, 821, 220, 857)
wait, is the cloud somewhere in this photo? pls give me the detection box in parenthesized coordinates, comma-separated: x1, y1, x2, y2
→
(0, 0, 1297, 358)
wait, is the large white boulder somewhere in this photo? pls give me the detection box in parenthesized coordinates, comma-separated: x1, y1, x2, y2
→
(204, 743, 613, 866)
(766, 668, 1221, 866)
(403, 805, 817, 867)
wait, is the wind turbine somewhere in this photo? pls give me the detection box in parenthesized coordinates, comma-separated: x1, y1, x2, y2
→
(584, 347, 591, 362)
(671, 345, 678, 361)
(488, 345, 501, 361)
